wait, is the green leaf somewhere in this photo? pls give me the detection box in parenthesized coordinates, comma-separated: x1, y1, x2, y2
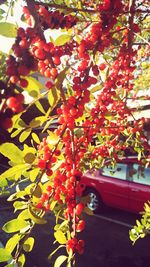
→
(28, 205, 47, 224)
(19, 128, 31, 143)
(35, 101, 46, 114)
(0, 22, 17, 38)
(29, 118, 41, 128)
(23, 237, 34, 252)
(54, 230, 67, 244)
(2, 219, 30, 233)
(55, 67, 69, 89)
(54, 255, 67, 267)
(6, 234, 20, 254)
(47, 131, 59, 146)
(48, 245, 65, 261)
(54, 34, 72, 46)
(24, 152, 36, 164)
(30, 184, 42, 198)
(18, 253, 25, 267)
(18, 209, 30, 220)
(0, 248, 12, 263)
(75, 34, 82, 44)
(31, 133, 40, 144)
(0, 164, 28, 180)
(4, 264, 16, 267)
(0, 176, 8, 187)
(91, 84, 103, 93)
(0, 143, 23, 163)
(25, 76, 43, 95)
(13, 117, 27, 129)
(104, 112, 113, 121)
(13, 201, 28, 211)
(29, 168, 39, 182)
(11, 129, 22, 138)
(83, 206, 93, 215)
(7, 191, 28, 202)
(66, 262, 72, 267)
(0, 9, 5, 16)
(50, 200, 57, 211)
(48, 86, 60, 107)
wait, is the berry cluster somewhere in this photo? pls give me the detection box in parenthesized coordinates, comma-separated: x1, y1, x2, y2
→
(66, 238, 85, 255)
(23, 5, 78, 30)
(0, 79, 25, 131)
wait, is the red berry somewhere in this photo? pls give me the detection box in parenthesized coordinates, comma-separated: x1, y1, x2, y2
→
(6, 97, 19, 109)
(18, 65, 29, 76)
(37, 159, 46, 169)
(53, 56, 61, 65)
(75, 202, 85, 215)
(70, 107, 77, 117)
(76, 220, 85, 232)
(99, 63, 106, 71)
(46, 169, 53, 176)
(50, 68, 58, 78)
(15, 93, 24, 103)
(34, 48, 46, 60)
(9, 75, 19, 84)
(45, 80, 53, 89)
(18, 78, 28, 88)
(1, 118, 13, 129)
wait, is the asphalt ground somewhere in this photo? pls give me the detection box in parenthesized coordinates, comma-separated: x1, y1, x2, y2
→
(0, 205, 150, 267)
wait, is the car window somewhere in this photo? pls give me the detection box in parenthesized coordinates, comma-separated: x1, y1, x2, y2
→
(130, 164, 150, 185)
(101, 163, 127, 180)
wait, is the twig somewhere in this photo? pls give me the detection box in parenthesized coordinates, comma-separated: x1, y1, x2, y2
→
(26, 0, 45, 40)
(134, 32, 150, 45)
(34, 2, 150, 15)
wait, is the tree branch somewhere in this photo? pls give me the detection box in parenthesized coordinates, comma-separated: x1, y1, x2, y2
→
(34, 1, 150, 15)
(26, 0, 45, 40)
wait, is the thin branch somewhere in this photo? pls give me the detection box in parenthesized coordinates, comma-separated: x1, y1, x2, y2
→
(34, 2, 150, 15)
(134, 32, 150, 45)
(132, 42, 149, 45)
(128, 0, 136, 51)
(26, 0, 45, 40)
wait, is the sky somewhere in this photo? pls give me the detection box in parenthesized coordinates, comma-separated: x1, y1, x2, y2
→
(0, 1, 25, 53)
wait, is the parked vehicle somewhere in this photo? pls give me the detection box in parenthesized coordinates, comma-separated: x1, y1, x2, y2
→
(81, 157, 150, 213)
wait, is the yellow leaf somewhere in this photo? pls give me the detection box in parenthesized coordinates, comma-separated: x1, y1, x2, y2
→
(28, 205, 47, 224)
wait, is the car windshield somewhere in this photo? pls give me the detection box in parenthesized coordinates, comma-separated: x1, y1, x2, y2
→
(130, 164, 150, 185)
(101, 163, 127, 180)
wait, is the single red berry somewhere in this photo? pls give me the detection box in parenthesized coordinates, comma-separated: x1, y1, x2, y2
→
(53, 56, 61, 65)
(46, 169, 53, 176)
(18, 78, 28, 88)
(76, 220, 85, 232)
(35, 202, 43, 209)
(37, 159, 46, 169)
(9, 75, 19, 84)
(45, 80, 53, 89)
(1, 117, 13, 129)
(34, 48, 46, 60)
(50, 68, 58, 78)
(99, 63, 106, 71)
(75, 202, 85, 215)
(15, 93, 24, 103)
(6, 97, 19, 109)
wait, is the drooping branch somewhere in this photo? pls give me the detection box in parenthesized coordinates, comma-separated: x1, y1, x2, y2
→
(26, 0, 45, 40)
(34, 1, 150, 15)
(128, 0, 136, 51)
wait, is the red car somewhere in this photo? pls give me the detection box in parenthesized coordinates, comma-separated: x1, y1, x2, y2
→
(81, 157, 150, 213)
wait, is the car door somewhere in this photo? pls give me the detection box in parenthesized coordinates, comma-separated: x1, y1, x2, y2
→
(99, 163, 129, 210)
(128, 163, 150, 213)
